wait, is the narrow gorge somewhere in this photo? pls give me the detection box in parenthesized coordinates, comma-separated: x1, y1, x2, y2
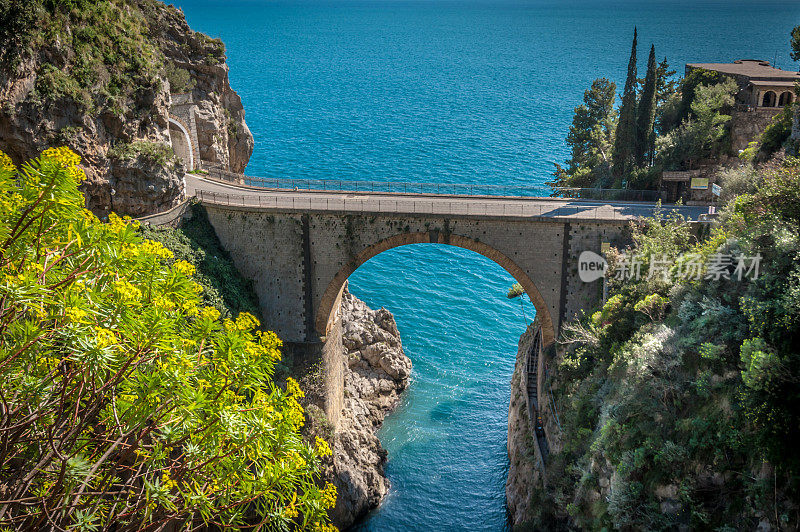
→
(300, 286, 412, 530)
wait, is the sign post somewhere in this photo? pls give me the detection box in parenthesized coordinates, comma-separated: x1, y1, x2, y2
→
(710, 183, 721, 215)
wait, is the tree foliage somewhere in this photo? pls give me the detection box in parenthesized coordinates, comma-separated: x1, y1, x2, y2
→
(635, 45, 658, 167)
(550, 78, 617, 189)
(758, 103, 795, 158)
(654, 58, 678, 110)
(789, 24, 800, 156)
(544, 159, 800, 529)
(0, 149, 337, 530)
(559, 31, 673, 191)
(612, 28, 639, 181)
(791, 24, 800, 61)
(140, 204, 261, 321)
(0, 0, 41, 65)
(507, 282, 525, 299)
(656, 78, 737, 170)
(661, 67, 725, 134)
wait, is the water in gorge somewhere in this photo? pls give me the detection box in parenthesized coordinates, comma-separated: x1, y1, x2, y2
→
(175, 1, 800, 529)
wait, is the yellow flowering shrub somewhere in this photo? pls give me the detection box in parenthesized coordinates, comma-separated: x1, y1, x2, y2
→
(315, 437, 333, 458)
(0, 149, 335, 530)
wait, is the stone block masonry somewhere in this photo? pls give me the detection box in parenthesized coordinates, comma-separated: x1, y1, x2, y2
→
(202, 204, 633, 353)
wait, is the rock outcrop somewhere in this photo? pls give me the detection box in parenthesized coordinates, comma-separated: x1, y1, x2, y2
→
(506, 322, 543, 528)
(326, 287, 412, 529)
(0, 0, 253, 217)
(146, 2, 253, 174)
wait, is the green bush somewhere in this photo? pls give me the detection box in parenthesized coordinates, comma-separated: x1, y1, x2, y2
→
(543, 160, 800, 529)
(165, 62, 195, 93)
(108, 140, 177, 167)
(140, 203, 261, 321)
(20, 0, 165, 115)
(0, 0, 41, 66)
(656, 79, 737, 170)
(0, 147, 337, 530)
(759, 103, 794, 158)
(35, 63, 92, 110)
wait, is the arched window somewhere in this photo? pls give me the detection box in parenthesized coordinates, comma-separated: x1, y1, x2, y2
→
(762, 91, 777, 107)
(778, 91, 794, 107)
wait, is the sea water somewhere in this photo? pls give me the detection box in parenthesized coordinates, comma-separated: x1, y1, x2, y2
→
(174, 1, 799, 528)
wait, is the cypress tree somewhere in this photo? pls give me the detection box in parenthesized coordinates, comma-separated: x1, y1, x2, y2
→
(635, 44, 658, 167)
(612, 28, 638, 181)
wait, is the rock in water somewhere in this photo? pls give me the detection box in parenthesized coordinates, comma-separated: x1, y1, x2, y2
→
(328, 288, 411, 529)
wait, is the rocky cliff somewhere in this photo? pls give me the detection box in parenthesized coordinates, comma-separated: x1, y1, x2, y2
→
(325, 288, 412, 529)
(506, 323, 538, 528)
(0, 0, 253, 216)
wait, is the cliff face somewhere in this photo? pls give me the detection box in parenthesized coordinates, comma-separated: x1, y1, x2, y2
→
(0, 0, 253, 217)
(506, 323, 542, 528)
(326, 288, 412, 529)
(144, 1, 253, 174)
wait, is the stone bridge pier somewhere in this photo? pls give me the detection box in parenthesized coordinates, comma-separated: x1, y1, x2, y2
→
(201, 203, 631, 426)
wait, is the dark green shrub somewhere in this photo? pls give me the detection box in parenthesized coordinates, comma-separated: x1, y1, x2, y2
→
(165, 62, 195, 93)
(139, 203, 261, 321)
(0, 0, 40, 65)
(759, 103, 794, 158)
(108, 140, 176, 167)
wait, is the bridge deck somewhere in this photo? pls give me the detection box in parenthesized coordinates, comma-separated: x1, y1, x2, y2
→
(186, 175, 709, 222)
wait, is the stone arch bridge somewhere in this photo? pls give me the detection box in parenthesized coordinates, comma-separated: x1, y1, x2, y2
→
(181, 175, 706, 425)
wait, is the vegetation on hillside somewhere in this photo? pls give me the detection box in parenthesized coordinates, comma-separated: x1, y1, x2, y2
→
(0, 0, 225, 116)
(550, 28, 683, 191)
(0, 148, 337, 530)
(530, 157, 800, 530)
(3, 0, 160, 114)
(108, 141, 179, 168)
(140, 203, 261, 322)
(551, 25, 800, 192)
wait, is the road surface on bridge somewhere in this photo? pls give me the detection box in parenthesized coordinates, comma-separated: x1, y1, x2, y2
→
(185, 174, 709, 222)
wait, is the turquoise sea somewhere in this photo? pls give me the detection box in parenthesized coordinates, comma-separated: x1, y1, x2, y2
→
(175, 1, 799, 529)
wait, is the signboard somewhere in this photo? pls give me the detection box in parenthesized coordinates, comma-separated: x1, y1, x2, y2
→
(690, 177, 709, 190)
(662, 170, 701, 182)
(711, 183, 722, 197)
(601, 242, 611, 253)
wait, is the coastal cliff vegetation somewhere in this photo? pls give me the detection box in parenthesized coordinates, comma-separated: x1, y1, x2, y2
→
(0, 0, 254, 216)
(528, 156, 800, 529)
(550, 27, 800, 191)
(139, 203, 261, 323)
(0, 148, 337, 530)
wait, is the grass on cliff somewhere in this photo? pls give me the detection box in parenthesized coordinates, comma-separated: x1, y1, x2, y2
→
(1, 0, 225, 115)
(139, 202, 261, 321)
(26, 0, 163, 113)
(109, 140, 178, 167)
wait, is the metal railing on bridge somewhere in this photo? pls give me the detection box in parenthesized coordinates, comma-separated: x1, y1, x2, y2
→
(194, 189, 666, 221)
(200, 162, 662, 202)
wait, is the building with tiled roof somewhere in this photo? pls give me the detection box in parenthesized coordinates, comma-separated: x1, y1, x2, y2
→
(686, 59, 798, 108)
(661, 60, 799, 204)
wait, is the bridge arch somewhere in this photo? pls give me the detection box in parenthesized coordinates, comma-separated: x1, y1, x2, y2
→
(315, 231, 556, 347)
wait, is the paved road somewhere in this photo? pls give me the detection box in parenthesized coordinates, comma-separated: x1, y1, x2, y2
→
(185, 174, 709, 222)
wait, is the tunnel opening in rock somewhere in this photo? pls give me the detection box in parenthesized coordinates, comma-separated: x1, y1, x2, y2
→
(168, 118, 194, 171)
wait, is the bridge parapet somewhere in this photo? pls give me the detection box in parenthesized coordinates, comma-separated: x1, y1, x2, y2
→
(195, 188, 671, 223)
(202, 172, 662, 202)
